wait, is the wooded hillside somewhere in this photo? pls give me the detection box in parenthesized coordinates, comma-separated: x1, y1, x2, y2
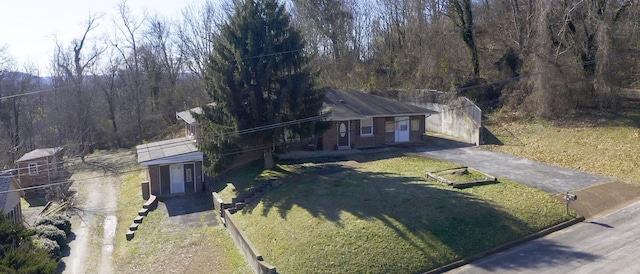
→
(1, 0, 638, 168)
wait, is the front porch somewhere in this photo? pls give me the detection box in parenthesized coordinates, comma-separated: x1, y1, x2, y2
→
(275, 132, 472, 161)
(275, 141, 429, 161)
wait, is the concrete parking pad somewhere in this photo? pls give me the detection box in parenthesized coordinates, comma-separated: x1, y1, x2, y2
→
(160, 192, 219, 228)
(416, 146, 610, 194)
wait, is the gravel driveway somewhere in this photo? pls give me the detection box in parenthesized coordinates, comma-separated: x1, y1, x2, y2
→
(416, 146, 610, 194)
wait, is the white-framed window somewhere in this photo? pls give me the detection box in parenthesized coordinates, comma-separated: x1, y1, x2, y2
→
(188, 124, 197, 137)
(16, 204, 21, 222)
(360, 117, 373, 136)
(28, 163, 38, 175)
(385, 120, 394, 132)
(186, 168, 193, 183)
(411, 119, 420, 131)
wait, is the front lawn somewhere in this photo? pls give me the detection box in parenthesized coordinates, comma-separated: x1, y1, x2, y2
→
(222, 151, 571, 273)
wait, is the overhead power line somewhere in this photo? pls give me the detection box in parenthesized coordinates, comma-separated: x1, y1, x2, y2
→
(0, 48, 306, 101)
(0, 166, 148, 194)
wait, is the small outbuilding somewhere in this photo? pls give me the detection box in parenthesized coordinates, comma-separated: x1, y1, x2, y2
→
(175, 103, 216, 140)
(136, 137, 205, 197)
(0, 173, 23, 224)
(16, 147, 64, 188)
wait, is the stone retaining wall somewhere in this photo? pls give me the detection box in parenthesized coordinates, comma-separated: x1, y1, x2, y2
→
(224, 209, 276, 274)
(214, 179, 283, 273)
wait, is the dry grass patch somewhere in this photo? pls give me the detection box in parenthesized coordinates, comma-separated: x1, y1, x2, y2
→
(484, 110, 640, 183)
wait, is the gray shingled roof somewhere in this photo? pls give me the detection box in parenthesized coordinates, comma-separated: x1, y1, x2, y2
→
(176, 103, 216, 125)
(17, 147, 63, 162)
(136, 137, 200, 163)
(323, 89, 436, 120)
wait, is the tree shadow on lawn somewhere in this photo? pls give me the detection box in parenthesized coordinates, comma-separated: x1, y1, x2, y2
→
(240, 164, 598, 269)
(211, 161, 297, 194)
(216, 151, 409, 197)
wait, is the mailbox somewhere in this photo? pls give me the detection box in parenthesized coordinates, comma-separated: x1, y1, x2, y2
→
(565, 193, 577, 201)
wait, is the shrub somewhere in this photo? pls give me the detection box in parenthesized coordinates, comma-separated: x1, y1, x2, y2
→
(34, 214, 72, 236)
(32, 236, 61, 258)
(33, 224, 66, 248)
(0, 215, 58, 272)
(0, 243, 58, 273)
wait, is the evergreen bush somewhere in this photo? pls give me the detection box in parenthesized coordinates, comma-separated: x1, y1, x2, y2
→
(34, 214, 72, 236)
(33, 225, 66, 248)
(32, 236, 61, 258)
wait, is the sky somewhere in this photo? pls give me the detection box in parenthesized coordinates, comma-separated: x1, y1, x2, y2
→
(0, 0, 202, 74)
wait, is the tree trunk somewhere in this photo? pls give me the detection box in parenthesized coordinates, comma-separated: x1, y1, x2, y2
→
(450, 0, 480, 78)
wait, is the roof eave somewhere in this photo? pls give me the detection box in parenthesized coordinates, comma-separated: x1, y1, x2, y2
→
(326, 112, 434, 121)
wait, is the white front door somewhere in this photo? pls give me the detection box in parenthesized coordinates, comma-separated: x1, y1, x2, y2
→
(395, 117, 410, 142)
(170, 164, 185, 193)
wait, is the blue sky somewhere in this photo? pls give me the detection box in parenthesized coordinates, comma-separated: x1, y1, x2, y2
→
(0, 0, 199, 73)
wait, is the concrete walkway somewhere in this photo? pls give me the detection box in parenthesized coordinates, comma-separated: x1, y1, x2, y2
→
(415, 146, 610, 194)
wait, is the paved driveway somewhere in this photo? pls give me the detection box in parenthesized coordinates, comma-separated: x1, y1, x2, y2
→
(416, 146, 610, 193)
(448, 199, 640, 274)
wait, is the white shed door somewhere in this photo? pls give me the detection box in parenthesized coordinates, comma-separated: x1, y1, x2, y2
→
(170, 164, 185, 193)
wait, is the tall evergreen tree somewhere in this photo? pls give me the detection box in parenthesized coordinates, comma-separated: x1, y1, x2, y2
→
(197, 0, 325, 173)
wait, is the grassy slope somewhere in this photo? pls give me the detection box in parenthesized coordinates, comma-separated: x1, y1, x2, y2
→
(113, 168, 250, 273)
(483, 110, 640, 183)
(225, 153, 570, 273)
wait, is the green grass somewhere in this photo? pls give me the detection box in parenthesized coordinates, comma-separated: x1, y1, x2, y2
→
(217, 161, 293, 202)
(113, 170, 251, 273)
(484, 109, 640, 183)
(222, 152, 570, 273)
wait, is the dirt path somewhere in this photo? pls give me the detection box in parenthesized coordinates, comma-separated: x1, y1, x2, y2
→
(61, 153, 128, 274)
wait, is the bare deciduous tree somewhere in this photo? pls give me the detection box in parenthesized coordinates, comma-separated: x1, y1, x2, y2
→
(54, 15, 105, 160)
(94, 49, 123, 147)
(113, 0, 145, 144)
(177, 0, 222, 78)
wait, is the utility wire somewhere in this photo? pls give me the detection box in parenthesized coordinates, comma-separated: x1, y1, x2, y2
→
(0, 47, 306, 101)
(4, 73, 625, 194)
(0, 166, 148, 194)
(4, 45, 639, 174)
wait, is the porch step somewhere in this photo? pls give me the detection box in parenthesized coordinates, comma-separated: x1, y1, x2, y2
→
(134, 216, 144, 223)
(138, 208, 149, 216)
(142, 195, 158, 209)
(126, 230, 135, 241)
